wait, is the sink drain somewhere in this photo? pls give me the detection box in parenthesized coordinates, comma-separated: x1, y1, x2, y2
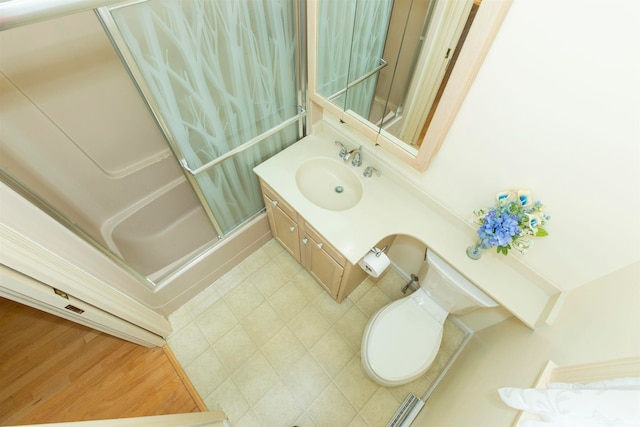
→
(335, 186, 344, 193)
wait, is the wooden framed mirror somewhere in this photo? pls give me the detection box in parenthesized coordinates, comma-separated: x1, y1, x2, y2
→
(308, 0, 512, 171)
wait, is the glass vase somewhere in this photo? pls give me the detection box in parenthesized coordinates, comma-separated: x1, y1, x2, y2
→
(466, 240, 485, 260)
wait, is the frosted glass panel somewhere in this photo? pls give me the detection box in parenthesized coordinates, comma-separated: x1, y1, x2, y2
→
(194, 123, 298, 234)
(110, 0, 300, 170)
(108, 0, 303, 237)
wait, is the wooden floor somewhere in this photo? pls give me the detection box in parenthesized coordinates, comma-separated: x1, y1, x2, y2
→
(0, 297, 201, 425)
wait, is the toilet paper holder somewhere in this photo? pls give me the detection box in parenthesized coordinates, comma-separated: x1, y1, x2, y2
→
(369, 246, 388, 257)
(360, 246, 391, 278)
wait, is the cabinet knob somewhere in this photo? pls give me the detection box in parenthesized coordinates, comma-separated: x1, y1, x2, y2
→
(302, 238, 308, 244)
(271, 200, 278, 206)
(289, 226, 296, 232)
(316, 243, 323, 249)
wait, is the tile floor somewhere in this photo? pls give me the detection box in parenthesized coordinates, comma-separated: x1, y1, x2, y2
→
(168, 239, 467, 427)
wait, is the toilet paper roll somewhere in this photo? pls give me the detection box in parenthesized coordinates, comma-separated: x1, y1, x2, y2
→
(358, 250, 391, 278)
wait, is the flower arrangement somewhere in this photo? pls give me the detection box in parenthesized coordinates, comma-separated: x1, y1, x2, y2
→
(467, 189, 550, 259)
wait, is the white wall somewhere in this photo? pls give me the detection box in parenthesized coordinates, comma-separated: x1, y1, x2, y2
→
(416, 0, 640, 290)
(409, 1, 640, 424)
(414, 261, 640, 426)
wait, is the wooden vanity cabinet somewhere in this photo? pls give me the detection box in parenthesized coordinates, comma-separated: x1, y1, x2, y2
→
(260, 181, 367, 303)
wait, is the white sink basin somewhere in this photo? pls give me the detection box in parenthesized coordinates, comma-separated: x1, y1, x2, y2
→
(295, 158, 363, 211)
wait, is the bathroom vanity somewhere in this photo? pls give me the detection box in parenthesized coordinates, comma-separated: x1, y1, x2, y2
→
(254, 121, 565, 330)
(260, 180, 367, 302)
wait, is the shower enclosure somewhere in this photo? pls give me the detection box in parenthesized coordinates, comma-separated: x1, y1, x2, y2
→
(0, 0, 306, 301)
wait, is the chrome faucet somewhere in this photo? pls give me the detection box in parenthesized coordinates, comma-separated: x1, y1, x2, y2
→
(349, 146, 362, 167)
(335, 141, 349, 160)
(363, 166, 381, 178)
(335, 141, 363, 166)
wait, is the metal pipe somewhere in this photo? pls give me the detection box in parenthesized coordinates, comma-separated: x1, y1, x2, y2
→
(401, 274, 419, 294)
(179, 107, 307, 176)
(327, 58, 388, 101)
(0, 0, 118, 30)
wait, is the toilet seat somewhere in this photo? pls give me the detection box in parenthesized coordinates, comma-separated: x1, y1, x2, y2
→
(362, 292, 445, 385)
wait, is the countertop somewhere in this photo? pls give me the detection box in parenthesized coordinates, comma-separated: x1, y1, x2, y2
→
(254, 122, 564, 330)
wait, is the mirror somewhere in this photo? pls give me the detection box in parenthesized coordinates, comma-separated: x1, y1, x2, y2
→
(316, 0, 394, 118)
(315, 0, 356, 107)
(311, 0, 511, 170)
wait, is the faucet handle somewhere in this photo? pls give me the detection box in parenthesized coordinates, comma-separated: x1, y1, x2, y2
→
(363, 166, 381, 178)
(350, 146, 362, 167)
(335, 141, 348, 159)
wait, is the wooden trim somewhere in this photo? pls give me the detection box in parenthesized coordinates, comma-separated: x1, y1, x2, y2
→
(400, 0, 475, 145)
(418, 1, 480, 146)
(551, 356, 640, 384)
(0, 265, 166, 348)
(163, 345, 208, 412)
(513, 357, 640, 426)
(11, 412, 230, 427)
(416, 0, 512, 171)
(529, 360, 559, 389)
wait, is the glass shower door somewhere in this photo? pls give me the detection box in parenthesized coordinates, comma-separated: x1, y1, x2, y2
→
(101, 0, 305, 237)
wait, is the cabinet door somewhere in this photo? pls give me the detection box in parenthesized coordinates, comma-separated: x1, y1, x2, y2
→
(271, 205, 301, 262)
(302, 233, 344, 299)
(264, 195, 300, 262)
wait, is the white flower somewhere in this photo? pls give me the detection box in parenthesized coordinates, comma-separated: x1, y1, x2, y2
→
(517, 190, 532, 207)
(496, 190, 517, 203)
(526, 212, 543, 230)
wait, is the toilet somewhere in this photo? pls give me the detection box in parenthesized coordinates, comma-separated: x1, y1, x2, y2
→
(361, 249, 498, 387)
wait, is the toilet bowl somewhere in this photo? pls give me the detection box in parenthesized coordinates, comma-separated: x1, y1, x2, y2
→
(361, 288, 446, 387)
(360, 249, 497, 386)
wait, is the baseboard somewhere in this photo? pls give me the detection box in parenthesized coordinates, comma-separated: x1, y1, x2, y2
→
(163, 345, 208, 412)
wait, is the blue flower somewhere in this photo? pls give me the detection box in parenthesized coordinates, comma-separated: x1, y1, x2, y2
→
(471, 189, 549, 256)
(477, 209, 521, 249)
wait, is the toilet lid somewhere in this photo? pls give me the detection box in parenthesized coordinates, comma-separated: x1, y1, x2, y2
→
(367, 299, 443, 382)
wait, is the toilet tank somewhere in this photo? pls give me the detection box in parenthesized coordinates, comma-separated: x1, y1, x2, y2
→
(420, 250, 498, 315)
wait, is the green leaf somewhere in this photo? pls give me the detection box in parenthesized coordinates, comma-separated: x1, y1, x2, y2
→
(536, 228, 549, 237)
(497, 246, 509, 255)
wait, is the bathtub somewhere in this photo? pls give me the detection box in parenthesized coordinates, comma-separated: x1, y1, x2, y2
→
(102, 179, 216, 281)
